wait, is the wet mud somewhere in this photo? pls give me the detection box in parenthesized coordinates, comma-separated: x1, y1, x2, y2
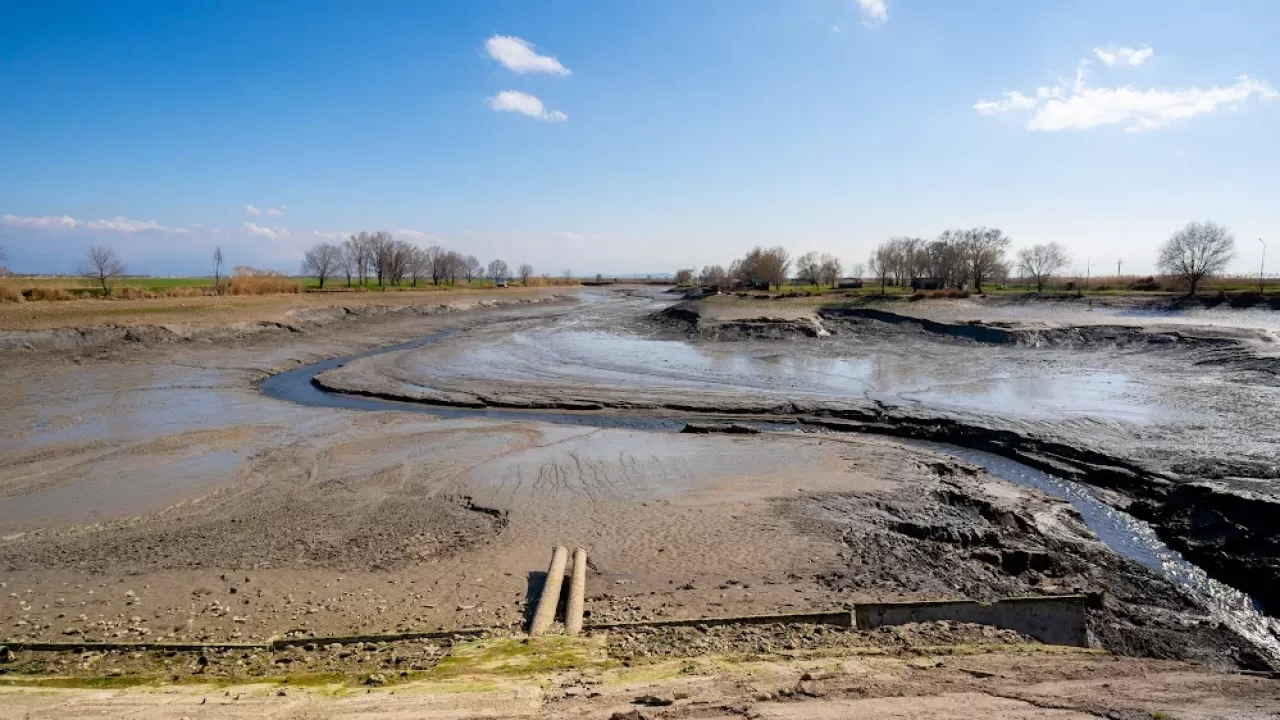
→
(2, 288, 1278, 672)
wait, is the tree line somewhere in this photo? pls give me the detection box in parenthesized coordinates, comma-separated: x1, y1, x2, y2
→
(678, 220, 1244, 297)
(302, 231, 536, 288)
(865, 220, 1240, 295)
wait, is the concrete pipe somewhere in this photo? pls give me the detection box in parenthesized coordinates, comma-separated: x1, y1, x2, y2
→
(565, 547, 588, 635)
(529, 546, 569, 636)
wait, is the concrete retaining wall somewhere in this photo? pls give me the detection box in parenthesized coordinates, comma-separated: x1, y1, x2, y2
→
(853, 595, 1092, 647)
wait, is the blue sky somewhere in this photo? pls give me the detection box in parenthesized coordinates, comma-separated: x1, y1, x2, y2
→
(2, 0, 1277, 277)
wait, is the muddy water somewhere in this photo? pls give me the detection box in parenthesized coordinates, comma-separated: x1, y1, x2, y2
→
(383, 294, 1160, 422)
(259, 305, 1280, 655)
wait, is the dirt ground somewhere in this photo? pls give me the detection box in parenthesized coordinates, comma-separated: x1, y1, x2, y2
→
(3, 643, 1278, 719)
(0, 285, 572, 331)
(2, 286, 1279, 715)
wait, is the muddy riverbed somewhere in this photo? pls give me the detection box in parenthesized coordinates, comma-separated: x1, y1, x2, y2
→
(1, 288, 1278, 671)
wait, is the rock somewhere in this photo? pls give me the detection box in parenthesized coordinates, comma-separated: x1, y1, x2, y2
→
(363, 673, 387, 687)
(610, 712, 650, 720)
(633, 694, 674, 706)
(681, 423, 760, 435)
(0, 646, 15, 663)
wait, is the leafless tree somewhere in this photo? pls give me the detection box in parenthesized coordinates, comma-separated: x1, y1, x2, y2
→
(1016, 242, 1070, 292)
(80, 245, 127, 295)
(488, 259, 510, 282)
(518, 263, 533, 285)
(563, 268, 573, 281)
(407, 246, 429, 286)
(960, 227, 1010, 293)
(463, 255, 482, 284)
(302, 242, 343, 288)
(212, 246, 225, 291)
(339, 243, 356, 287)
(868, 244, 894, 294)
(697, 265, 727, 287)
(0, 244, 8, 266)
(818, 253, 842, 288)
(345, 232, 374, 287)
(1157, 220, 1236, 296)
(848, 262, 865, 281)
(796, 252, 822, 287)
(443, 251, 466, 284)
(674, 268, 695, 285)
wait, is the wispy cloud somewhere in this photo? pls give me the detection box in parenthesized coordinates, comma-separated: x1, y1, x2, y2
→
(857, 0, 888, 26)
(242, 222, 294, 239)
(245, 204, 262, 216)
(485, 35, 571, 76)
(2, 214, 79, 230)
(1094, 45, 1155, 67)
(3, 213, 187, 233)
(975, 55, 1277, 132)
(266, 207, 285, 217)
(395, 229, 440, 242)
(488, 90, 568, 122)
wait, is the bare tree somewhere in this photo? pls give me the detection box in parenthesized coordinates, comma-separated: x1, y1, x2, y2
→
(818, 253, 842, 288)
(848, 262, 865, 281)
(696, 265, 727, 287)
(212, 246, 225, 291)
(340, 243, 356, 287)
(518, 263, 533, 285)
(463, 255, 482, 284)
(302, 242, 343, 288)
(0, 244, 8, 265)
(80, 245, 126, 295)
(674, 268, 694, 285)
(960, 227, 1011, 293)
(563, 268, 573, 281)
(444, 251, 466, 285)
(345, 232, 374, 287)
(1016, 242, 1070, 292)
(796, 252, 821, 287)
(407, 246, 429, 286)
(487, 259, 510, 282)
(1158, 220, 1236, 296)
(868, 244, 894, 294)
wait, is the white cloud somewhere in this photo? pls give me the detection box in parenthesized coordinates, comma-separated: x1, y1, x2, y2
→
(488, 90, 568, 122)
(394, 229, 437, 242)
(266, 207, 285, 217)
(973, 91, 1039, 115)
(557, 231, 581, 240)
(485, 35, 570, 76)
(857, 0, 888, 26)
(242, 223, 294, 239)
(310, 229, 347, 241)
(3, 214, 79, 230)
(245, 204, 262, 216)
(83, 216, 187, 233)
(1094, 45, 1155, 67)
(975, 62, 1277, 132)
(3, 213, 186, 233)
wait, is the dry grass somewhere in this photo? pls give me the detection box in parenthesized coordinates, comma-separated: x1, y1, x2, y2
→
(28, 286, 75, 301)
(228, 276, 303, 295)
(0, 283, 25, 303)
(0, 285, 569, 331)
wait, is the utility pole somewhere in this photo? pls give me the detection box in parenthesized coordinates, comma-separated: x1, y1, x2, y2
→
(1085, 257, 1091, 290)
(1117, 259, 1122, 278)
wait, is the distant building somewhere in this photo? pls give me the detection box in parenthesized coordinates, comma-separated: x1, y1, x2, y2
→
(836, 278, 863, 289)
(911, 277, 943, 291)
